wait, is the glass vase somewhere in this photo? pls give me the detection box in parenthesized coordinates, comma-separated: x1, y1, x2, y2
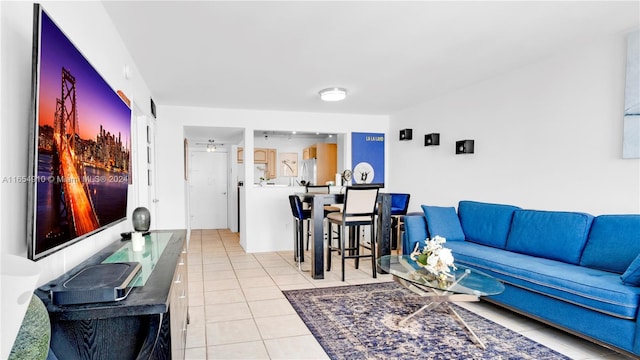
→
(132, 207, 151, 232)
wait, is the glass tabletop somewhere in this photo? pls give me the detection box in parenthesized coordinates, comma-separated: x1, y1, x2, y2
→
(377, 255, 504, 296)
(102, 232, 173, 287)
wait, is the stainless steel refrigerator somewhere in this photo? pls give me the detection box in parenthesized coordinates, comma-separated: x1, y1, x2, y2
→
(300, 158, 317, 185)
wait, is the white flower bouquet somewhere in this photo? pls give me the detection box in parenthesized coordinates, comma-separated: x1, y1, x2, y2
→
(410, 235, 457, 287)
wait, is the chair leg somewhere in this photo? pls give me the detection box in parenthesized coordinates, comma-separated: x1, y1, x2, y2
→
(305, 219, 310, 251)
(326, 227, 332, 272)
(349, 227, 356, 257)
(341, 225, 346, 282)
(293, 219, 299, 263)
(298, 219, 305, 263)
(354, 226, 360, 269)
(327, 222, 339, 254)
(398, 220, 404, 255)
(336, 225, 341, 255)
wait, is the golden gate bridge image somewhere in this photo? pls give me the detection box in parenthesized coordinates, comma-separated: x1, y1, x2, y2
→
(42, 67, 129, 240)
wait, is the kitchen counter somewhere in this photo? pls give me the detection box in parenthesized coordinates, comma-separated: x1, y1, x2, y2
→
(253, 184, 345, 192)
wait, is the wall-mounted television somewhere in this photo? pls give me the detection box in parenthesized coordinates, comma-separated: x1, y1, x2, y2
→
(27, 4, 131, 260)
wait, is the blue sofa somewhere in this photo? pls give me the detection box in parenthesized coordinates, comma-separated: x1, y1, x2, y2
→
(402, 200, 640, 357)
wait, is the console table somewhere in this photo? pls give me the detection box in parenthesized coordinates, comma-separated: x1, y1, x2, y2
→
(35, 230, 188, 360)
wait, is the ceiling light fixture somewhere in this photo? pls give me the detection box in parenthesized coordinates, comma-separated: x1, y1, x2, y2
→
(319, 87, 347, 102)
(206, 139, 216, 152)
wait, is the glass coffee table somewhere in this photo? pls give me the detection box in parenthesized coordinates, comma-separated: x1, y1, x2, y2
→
(378, 255, 505, 349)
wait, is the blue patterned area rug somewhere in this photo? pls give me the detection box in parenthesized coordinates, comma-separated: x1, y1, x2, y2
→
(283, 282, 570, 360)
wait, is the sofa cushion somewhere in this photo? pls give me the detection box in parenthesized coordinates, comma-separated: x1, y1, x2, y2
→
(447, 241, 640, 320)
(505, 210, 594, 265)
(402, 214, 428, 255)
(621, 253, 640, 286)
(458, 201, 520, 249)
(580, 215, 640, 274)
(421, 205, 465, 241)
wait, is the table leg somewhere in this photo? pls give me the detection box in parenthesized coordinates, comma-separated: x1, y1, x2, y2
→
(310, 196, 326, 279)
(398, 301, 442, 326)
(447, 304, 487, 350)
(376, 194, 391, 273)
(394, 276, 486, 349)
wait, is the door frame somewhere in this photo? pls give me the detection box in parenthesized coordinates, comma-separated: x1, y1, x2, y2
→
(187, 147, 229, 229)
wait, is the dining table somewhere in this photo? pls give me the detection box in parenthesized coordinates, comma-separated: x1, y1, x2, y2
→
(295, 191, 392, 279)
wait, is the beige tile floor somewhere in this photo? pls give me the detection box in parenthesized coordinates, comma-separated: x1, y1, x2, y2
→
(185, 229, 633, 360)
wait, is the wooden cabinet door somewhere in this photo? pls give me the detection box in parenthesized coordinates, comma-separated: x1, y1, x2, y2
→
(315, 143, 337, 185)
(303, 146, 317, 160)
(237, 147, 244, 163)
(254, 148, 268, 163)
(266, 149, 277, 179)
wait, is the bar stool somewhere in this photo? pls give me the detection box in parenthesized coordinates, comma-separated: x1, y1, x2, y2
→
(288, 195, 310, 269)
(390, 193, 410, 252)
(326, 185, 379, 281)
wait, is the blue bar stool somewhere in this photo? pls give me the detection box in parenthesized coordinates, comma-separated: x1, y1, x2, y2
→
(288, 195, 310, 270)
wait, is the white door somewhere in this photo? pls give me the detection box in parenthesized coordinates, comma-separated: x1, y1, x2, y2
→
(146, 119, 158, 224)
(133, 111, 157, 229)
(189, 151, 228, 229)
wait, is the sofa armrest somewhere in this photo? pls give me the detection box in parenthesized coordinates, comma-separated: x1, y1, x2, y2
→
(402, 214, 427, 255)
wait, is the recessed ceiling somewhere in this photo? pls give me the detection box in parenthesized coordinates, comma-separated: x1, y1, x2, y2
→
(103, 1, 640, 115)
(257, 130, 335, 139)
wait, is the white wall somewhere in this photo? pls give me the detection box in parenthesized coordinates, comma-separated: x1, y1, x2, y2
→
(154, 105, 388, 252)
(3, 2, 638, 282)
(389, 34, 640, 215)
(0, 1, 153, 285)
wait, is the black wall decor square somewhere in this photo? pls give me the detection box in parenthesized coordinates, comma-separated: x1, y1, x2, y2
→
(424, 133, 440, 146)
(399, 129, 413, 141)
(456, 140, 475, 154)
(150, 97, 157, 118)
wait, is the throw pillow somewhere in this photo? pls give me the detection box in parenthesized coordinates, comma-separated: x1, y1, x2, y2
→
(421, 205, 465, 241)
(621, 252, 640, 286)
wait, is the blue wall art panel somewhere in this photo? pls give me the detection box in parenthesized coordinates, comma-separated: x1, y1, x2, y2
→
(351, 132, 385, 185)
(623, 30, 640, 159)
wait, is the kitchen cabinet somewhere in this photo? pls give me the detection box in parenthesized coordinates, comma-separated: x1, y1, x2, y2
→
(266, 149, 277, 179)
(315, 143, 337, 185)
(254, 148, 268, 163)
(301, 143, 337, 185)
(303, 146, 317, 160)
(237, 147, 274, 165)
(237, 147, 277, 179)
